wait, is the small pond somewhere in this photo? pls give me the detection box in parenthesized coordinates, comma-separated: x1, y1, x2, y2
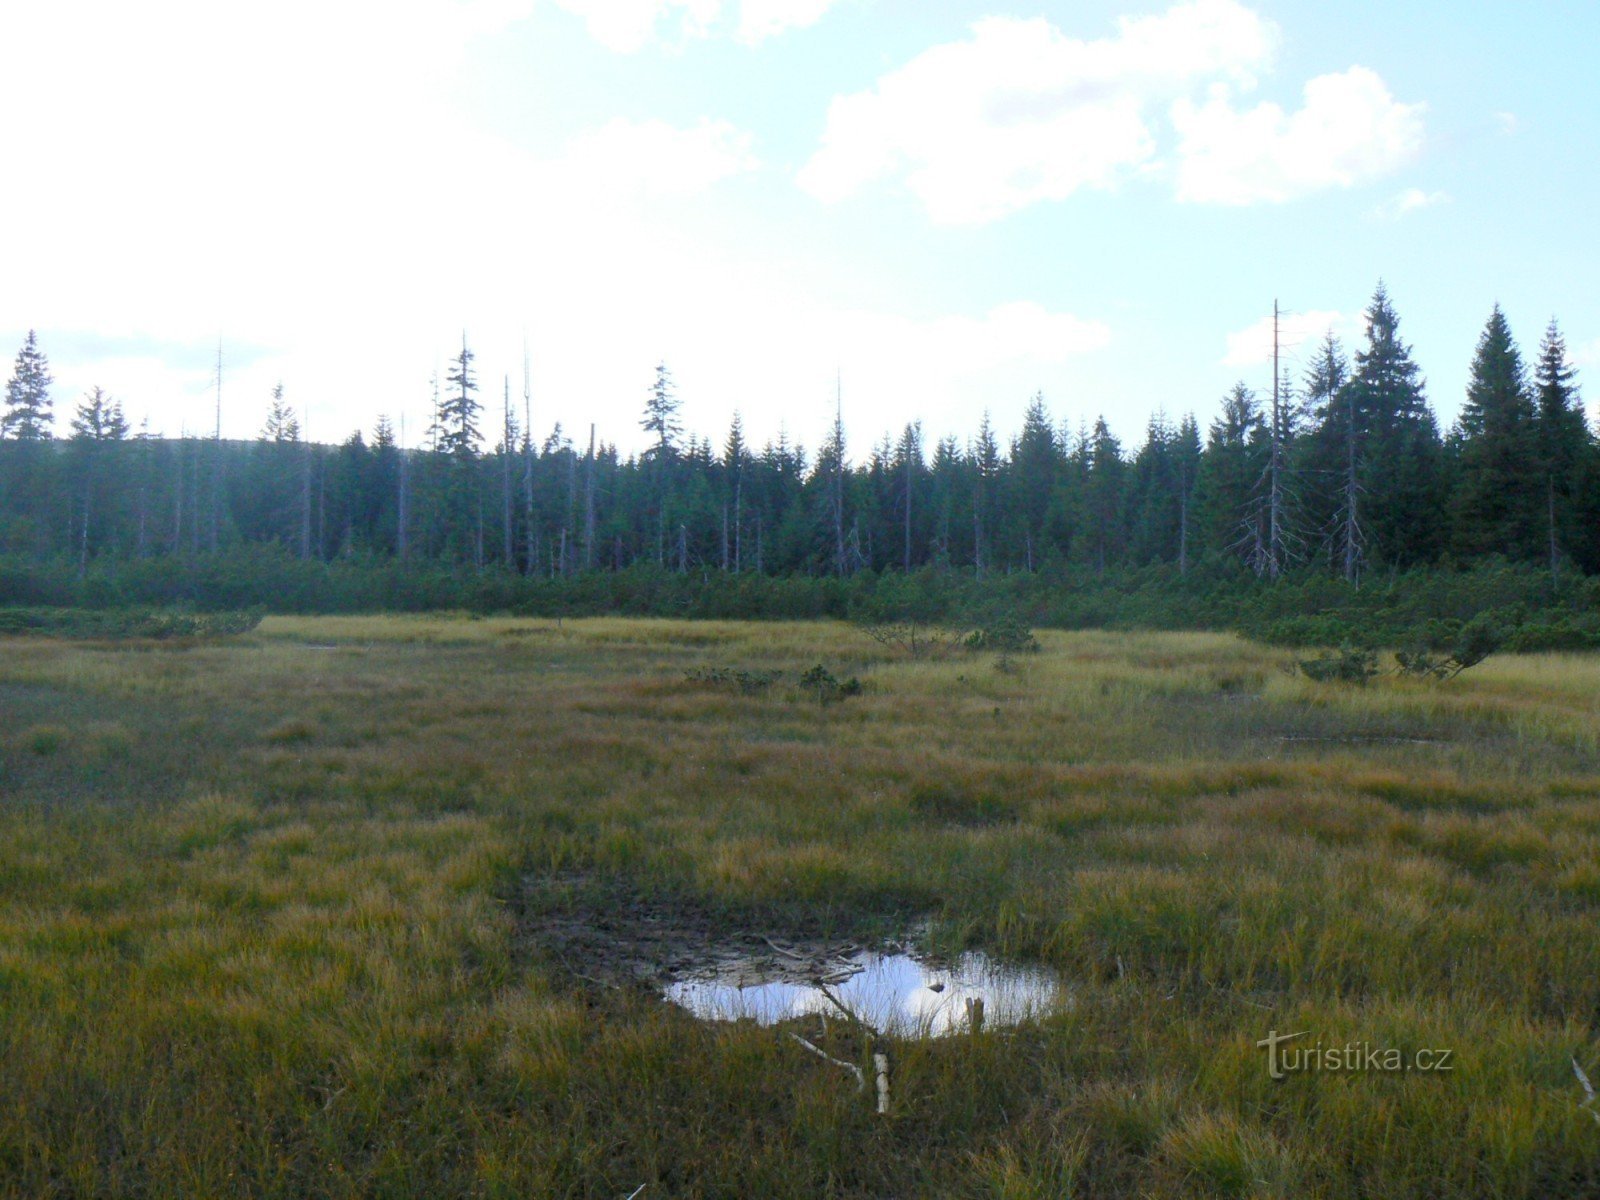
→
(664, 947, 1065, 1036)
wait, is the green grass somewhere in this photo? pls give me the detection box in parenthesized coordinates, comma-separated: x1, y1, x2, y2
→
(2, 617, 1599, 1197)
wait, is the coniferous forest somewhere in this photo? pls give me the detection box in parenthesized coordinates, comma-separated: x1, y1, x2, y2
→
(4, 285, 1599, 638)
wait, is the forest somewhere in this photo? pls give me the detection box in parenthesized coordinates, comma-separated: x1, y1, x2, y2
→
(3, 285, 1597, 625)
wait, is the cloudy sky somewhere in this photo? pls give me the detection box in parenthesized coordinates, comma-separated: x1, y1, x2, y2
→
(2, 0, 1595, 455)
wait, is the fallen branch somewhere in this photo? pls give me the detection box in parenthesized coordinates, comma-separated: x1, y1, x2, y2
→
(1573, 1057, 1600, 1125)
(788, 1033, 865, 1092)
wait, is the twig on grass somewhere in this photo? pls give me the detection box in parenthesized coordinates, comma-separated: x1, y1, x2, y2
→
(1573, 1057, 1600, 1124)
(788, 1033, 866, 1092)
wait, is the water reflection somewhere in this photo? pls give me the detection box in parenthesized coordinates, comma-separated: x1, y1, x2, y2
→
(664, 950, 1063, 1036)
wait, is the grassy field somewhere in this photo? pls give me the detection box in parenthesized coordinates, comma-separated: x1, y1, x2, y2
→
(3, 615, 1600, 1197)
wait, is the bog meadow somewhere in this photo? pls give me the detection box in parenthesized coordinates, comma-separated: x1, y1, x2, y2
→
(4, 612, 1600, 1197)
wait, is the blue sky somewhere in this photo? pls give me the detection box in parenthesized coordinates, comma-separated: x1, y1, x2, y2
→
(1, 0, 1595, 455)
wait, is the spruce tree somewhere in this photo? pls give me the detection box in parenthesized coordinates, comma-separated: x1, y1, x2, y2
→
(1083, 416, 1126, 571)
(970, 410, 1000, 575)
(440, 336, 482, 459)
(68, 387, 128, 570)
(1347, 284, 1441, 566)
(1128, 413, 1175, 566)
(1194, 383, 1265, 564)
(438, 335, 483, 563)
(262, 383, 300, 443)
(2, 331, 54, 440)
(1172, 414, 1202, 575)
(1452, 305, 1540, 560)
(1534, 319, 1591, 576)
(1005, 393, 1060, 570)
(69, 387, 128, 443)
(1299, 332, 1361, 577)
(641, 361, 682, 460)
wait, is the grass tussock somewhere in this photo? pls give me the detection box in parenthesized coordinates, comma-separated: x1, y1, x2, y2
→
(2, 615, 1599, 1196)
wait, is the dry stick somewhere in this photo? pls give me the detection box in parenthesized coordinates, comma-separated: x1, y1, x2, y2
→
(788, 1033, 866, 1092)
(1573, 1058, 1600, 1124)
(817, 983, 892, 1116)
(760, 934, 807, 960)
(622, 1185, 648, 1200)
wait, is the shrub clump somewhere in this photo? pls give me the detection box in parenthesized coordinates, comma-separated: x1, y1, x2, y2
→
(0, 606, 263, 640)
(964, 616, 1040, 656)
(1395, 614, 1504, 680)
(1296, 645, 1379, 685)
(684, 666, 783, 695)
(799, 664, 862, 705)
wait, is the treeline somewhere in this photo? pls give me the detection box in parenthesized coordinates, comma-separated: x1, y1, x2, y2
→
(2, 285, 1597, 587)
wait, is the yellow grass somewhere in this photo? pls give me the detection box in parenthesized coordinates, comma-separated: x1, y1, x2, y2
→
(2, 616, 1599, 1197)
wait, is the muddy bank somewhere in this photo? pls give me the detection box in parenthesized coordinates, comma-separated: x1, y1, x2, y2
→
(518, 869, 910, 992)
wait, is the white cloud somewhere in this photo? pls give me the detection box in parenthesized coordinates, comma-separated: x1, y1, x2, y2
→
(1495, 110, 1520, 135)
(1173, 67, 1424, 205)
(551, 0, 843, 51)
(551, 0, 718, 52)
(736, 0, 845, 44)
(1374, 186, 1449, 220)
(0, 1, 1105, 454)
(799, 1, 1277, 224)
(552, 118, 758, 197)
(1573, 338, 1600, 370)
(1222, 309, 1358, 368)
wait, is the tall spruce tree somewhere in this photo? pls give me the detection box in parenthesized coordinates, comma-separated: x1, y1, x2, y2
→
(438, 335, 483, 562)
(1195, 383, 1265, 565)
(2, 331, 54, 440)
(1347, 284, 1441, 566)
(641, 361, 682, 461)
(1299, 331, 1361, 578)
(970, 410, 1000, 575)
(1083, 416, 1126, 571)
(1534, 319, 1591, 577)
(68, 387, 129, 570)
(1452, 305, 1540, 560)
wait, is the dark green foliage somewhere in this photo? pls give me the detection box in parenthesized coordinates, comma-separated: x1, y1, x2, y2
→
(1452, 307, 1541, 560)
(798, 664, 861, 704)
(1347, 285, 1443, 567)
(1395, 625, 1499, 680)
(0, 289, 1594, 612)
(2, 331, 54, 441)
(0, 605, 262, 640)
(965, 615, 1039, 655)
(1297, 645, 1379, 684)
(641, 361, 682, 460)
(684, 666, 782, 694)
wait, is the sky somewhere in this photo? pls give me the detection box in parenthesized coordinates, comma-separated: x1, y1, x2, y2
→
(2, 0, 1596, 458)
